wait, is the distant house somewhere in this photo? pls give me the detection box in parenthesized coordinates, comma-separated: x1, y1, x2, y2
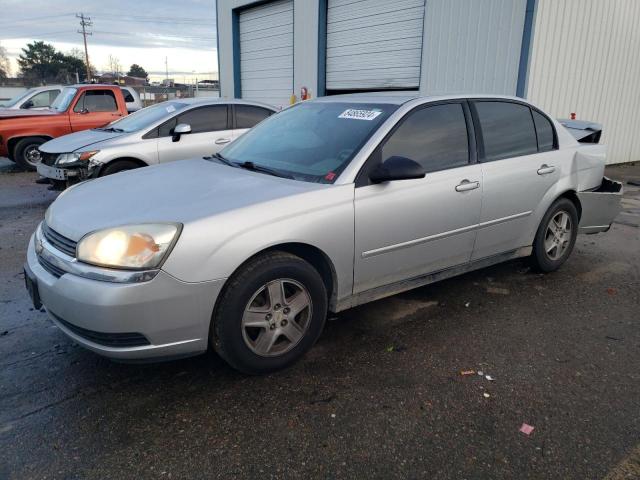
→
(97, 73, 146, 86)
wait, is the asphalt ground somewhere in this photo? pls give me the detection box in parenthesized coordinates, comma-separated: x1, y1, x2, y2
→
(0, 159, 639, 479)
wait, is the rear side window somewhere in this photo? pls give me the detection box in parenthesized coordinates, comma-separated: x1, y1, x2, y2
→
(27, 90, 56, 108)
(381, 103, 469, 173)
(74, 90, 118, 113)
(532, 110, 555, 152)
(235, 105, 272, 129)
(158, 105, 228, 136)
(475, 101, 538, 161)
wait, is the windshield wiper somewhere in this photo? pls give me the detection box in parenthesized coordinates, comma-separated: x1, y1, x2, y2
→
(209, 152, 237, 167)
(237, 161, 294, 179)
(95, 127, 125, 133)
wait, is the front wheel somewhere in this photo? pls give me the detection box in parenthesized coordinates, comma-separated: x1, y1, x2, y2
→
(14, 137, 46, 170)
(531, 198, 579, 272)
(212, 252, 328, 374)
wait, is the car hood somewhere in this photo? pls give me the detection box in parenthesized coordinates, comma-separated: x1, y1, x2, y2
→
(0, 108, 59, 118)
(40, 129, 127, 153)
(45, 159, 326, 241)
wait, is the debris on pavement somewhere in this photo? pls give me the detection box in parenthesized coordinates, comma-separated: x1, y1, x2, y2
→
(485, 375, 495, 381)
(486, 287, 510, 295)
(477, 371, 484, 376)
(460, 370, 475, 376)
(483, 392, 491, 398)
(464, 302, 470, 307)
(606, 287, 617, 296)
(519, 423, 535, 436)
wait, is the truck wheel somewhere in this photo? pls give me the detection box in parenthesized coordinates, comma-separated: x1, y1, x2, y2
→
(212, 251, 328, 375)
(99, 160, 140, 176)
(14, 137, 46, 171)
(531, 198, 579, 272)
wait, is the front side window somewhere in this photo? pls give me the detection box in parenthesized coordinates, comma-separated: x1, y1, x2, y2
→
(381, 103, 469, 173)
(235, 105, 272, 129)
(74, 90, 118, 113)
(177, 105, 228, 133)
(25, 90, 56, 108)
(121, 89, 135, 103)
(475, 101, 538, 161)
(219, 102, 397, 183)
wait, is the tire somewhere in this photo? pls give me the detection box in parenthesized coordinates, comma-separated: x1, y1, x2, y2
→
(99, 160, 141, 177)
(13, 137, 46, 171)
(212, 251, 328, 374)
(531, 197, 579, 272)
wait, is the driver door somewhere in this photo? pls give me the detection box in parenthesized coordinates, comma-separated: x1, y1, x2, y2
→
(353, 101, 482, 294)
(69, 90, 123, 131)
(157, 105, 233, 163)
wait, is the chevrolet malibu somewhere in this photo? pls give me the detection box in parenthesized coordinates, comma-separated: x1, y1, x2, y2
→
(24, 94, 622, 374)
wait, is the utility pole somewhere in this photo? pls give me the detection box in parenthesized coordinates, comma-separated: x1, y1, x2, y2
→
(165, 56, 169, 81)
(76, 13, 93, 82)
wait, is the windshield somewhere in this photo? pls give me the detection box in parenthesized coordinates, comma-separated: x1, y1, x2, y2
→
(218, 102, 397, 183)
(0, 88, 35, 108)
(98, 101, 189, 133)
(50, 87, 77, 112)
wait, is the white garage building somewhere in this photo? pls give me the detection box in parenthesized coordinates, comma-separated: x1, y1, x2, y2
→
(216, 0, 640, 164)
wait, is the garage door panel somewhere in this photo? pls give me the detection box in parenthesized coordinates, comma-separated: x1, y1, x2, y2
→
(327, 6, 424, 34)
(326, 0, 425, 91)
(327, 37, 423, 58)
(239, 0, 293, 107)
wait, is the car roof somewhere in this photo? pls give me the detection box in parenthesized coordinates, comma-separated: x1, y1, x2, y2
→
(166, 97, 278, 111)
(312, 92, 530, 106)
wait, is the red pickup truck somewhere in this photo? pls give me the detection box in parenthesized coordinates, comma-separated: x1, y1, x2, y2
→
(0, 84, 128, 170)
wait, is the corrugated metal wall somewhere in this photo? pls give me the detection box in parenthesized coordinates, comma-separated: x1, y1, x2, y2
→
(526, 0, 640, 164)
(420, 0, 528, 95)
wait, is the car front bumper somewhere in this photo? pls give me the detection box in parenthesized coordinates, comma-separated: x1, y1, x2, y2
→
(26, 234, 225, 361)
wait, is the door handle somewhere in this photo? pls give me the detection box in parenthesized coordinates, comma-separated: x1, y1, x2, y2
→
(215, 138, 231, 145)
(537, 164, 556, 175)
(455, 180, 480, 192)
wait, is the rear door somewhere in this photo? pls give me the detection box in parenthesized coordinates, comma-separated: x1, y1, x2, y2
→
(232, 104, 274, 140)
(69, 89, 123, 132)
(471, 100, 560, 260)
(353, 101, 482, 293)
(157, 105, 232, 163)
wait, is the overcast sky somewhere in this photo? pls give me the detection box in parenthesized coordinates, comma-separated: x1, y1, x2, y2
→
(1, 0, 218, 82)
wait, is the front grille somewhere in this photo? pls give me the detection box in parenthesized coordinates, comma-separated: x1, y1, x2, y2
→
(51, 313, 151, 348)
(40, 151, 59, 166)
(42, 222, 77, 257)
(38, 255, 66, 278)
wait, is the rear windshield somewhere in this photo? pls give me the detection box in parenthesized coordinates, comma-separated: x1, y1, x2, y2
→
(219, 102, 397, 183)
(100, 102, 189, 133)
(50, 87, 77, 112)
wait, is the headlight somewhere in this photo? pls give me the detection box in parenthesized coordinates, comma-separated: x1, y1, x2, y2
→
(56, 150, 100, 165)
(77, 223, 181, 269)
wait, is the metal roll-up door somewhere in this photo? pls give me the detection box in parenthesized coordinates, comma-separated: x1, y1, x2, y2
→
(239, 0, 293, 108)
(326, 0, 426, 91)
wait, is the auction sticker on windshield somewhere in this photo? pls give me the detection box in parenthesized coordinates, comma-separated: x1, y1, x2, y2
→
(338, 109, 382, 121)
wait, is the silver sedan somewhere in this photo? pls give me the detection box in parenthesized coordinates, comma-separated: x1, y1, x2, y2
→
(36, 98, 276, 188)
(25, 94, 622, 374)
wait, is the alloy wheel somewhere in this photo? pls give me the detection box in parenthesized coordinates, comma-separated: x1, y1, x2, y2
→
(544, 211, 572, 261)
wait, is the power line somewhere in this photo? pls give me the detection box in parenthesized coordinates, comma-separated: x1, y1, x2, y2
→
(77, 13, 92, 81)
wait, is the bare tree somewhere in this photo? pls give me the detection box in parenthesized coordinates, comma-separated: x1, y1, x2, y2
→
(0, 42, 11, 79)
(107, 55, 121, 76)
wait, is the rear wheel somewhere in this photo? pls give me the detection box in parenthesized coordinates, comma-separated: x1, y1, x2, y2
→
(531, 198, 579, 272)
(99, 160, 141, 176)
(212, 251, 328, 374)
(14, 137, 46, 170)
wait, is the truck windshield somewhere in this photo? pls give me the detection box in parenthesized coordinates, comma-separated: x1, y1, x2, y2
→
(0, 88, 34, 108)
(101, 102, 188, 133)
(217, 102, 397, 183)
(50, 87, 77, 112)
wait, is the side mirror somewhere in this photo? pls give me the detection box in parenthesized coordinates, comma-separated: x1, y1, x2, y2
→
(172, 123, 191, 142)
(369, 156, 425, 184)
(22, 100, 34, 109)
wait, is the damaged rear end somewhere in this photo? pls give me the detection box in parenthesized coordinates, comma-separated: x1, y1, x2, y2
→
(560, 119, 623, 234)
